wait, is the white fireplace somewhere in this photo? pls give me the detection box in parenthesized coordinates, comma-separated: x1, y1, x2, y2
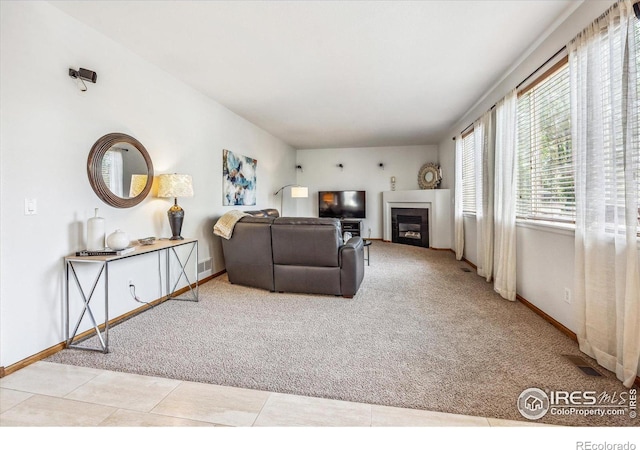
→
(382, 190, 452, 249)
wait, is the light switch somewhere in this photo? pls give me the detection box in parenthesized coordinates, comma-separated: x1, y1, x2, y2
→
(24, 198, 37, 215)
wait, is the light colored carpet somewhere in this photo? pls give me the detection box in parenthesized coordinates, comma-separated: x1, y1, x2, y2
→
(47, 241, 634, 426)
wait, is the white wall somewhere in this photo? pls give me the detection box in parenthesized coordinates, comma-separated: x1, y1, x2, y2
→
(0, 1, 296, 368)
(516, 224, 576, 331)
(437, 1, 614, 332)
(295, 145, 439, 238)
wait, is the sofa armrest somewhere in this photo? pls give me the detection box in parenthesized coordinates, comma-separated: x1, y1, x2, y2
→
(340, 236, 363, 255)
(220, 219, 275, 291)
(339, 236, 365, 297)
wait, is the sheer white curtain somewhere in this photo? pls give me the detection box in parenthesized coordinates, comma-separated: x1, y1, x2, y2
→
(460, 92, 516, 301)
(474, 111, 494, 281)
(454, 133, 464, 260)
(104, 149, 124, 197)
(493, 90, 518, 301)
(569, 0, 640, 388)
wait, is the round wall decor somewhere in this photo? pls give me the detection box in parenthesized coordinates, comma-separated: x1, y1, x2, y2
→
(418, 163, 442, 189)
(87, 133, 154, 208)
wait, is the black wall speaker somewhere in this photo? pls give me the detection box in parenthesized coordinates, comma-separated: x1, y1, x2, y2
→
(69, 68, 97, 83)
(78, 68, 97, 83)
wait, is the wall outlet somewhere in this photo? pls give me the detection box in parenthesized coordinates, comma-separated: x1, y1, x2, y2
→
(564, 288, 571, 304)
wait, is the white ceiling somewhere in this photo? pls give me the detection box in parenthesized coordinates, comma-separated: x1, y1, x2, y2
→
(51, 0, 578, 149)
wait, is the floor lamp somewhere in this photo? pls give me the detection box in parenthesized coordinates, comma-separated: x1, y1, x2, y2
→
(274, 184, 308, 216)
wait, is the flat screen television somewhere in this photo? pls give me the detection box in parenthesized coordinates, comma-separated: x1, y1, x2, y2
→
(318, 190, 366, 219)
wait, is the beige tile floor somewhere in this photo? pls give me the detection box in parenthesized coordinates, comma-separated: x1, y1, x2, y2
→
(0, 361, 540, 427)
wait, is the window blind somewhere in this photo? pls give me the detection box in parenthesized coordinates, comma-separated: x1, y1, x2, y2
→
(516, 61, 574, 223)
(461, 131, 476, 213)
(596, 17, 640, 228)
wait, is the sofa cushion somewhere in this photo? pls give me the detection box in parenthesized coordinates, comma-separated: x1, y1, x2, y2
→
(271, 217, 342, 267)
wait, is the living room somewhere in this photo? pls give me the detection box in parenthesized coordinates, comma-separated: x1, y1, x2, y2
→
(1, 0, 638, 445)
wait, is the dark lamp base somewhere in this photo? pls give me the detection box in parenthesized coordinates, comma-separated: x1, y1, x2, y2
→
(167, 201, 185, 241)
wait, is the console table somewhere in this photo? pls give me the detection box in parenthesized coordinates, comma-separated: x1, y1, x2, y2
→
(64, 238, 198, 353)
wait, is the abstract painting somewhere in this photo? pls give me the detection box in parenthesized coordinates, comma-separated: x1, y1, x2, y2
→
(223, 149, 257, 206)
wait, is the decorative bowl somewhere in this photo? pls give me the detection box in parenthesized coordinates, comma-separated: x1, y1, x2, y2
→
(138, 237, 156, 246)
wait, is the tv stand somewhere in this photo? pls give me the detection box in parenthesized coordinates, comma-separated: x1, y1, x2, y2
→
(340, 219, 362, 237)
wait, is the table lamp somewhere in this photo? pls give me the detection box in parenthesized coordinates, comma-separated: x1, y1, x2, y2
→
(157, 173, 194, 240)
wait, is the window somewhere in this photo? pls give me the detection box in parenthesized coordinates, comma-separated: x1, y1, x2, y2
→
(463, 14, 639, 229)
(516, 58, 574, 223)
(461, 131, 476, 213)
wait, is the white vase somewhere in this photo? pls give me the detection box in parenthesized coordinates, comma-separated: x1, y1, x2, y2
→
(107, 229, 129, 250)
(87, 208, 105, 251)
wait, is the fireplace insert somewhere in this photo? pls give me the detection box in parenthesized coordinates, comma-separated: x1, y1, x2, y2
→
(391, 208, 429, 247)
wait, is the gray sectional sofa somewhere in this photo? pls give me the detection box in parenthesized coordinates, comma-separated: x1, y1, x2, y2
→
(219, 209, 365, 298)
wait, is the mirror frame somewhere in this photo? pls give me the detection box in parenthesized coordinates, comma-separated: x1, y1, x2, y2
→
(87, 133, 154, 208)
(417, 163, 442, 190)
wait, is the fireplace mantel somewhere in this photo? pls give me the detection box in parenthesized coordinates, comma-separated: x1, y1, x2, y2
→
(382, 190, 451, 249)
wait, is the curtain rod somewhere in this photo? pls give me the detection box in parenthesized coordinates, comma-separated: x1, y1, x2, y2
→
(452, 45, 567, 141)
(515, 45, 566, 90)
(452, 104, 495, 141)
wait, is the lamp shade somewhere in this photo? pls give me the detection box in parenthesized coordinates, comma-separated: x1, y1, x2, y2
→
(157, 174, 194, 198)
(129, 174, 148, 198)
(291, 186, 308, 198)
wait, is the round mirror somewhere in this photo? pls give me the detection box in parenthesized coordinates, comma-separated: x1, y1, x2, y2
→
(88, 133, 154, 208)
(418, 163, 442, 189)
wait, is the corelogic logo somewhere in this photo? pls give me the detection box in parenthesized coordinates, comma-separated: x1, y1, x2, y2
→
(518, 388, 550, 420)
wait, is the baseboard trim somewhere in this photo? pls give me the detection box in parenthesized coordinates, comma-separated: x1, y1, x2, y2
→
(517, 294, 640, 388)
(459, 258, 640, 388)
(461, 258, 577, 337)
(516, 294, 577, 342)
(379, 240, 453, 252)
(461, 256, 477, 270)
(0, 269, 226, 378)
(0, 342, 67, 378)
